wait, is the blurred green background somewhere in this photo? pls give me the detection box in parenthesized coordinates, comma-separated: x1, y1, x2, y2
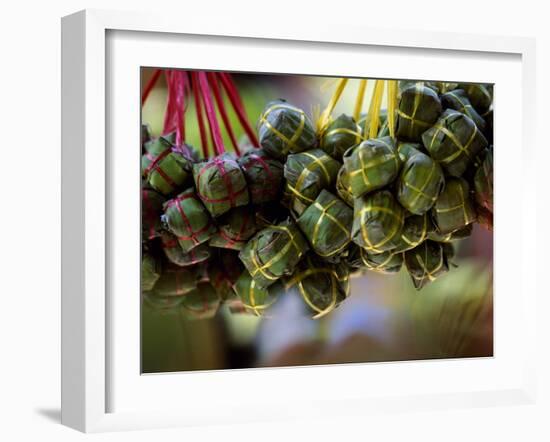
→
(141, 69, 493, 373)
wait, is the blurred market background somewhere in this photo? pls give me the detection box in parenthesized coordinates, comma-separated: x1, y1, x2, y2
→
(141, 68, 493, 373)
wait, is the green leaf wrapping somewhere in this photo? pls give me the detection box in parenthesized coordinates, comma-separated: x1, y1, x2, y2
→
(142, 188, 166, 241)
(297, 189, 353, 258)
(392, 213, 430, 253)
(257, 100, 316, 160)
(237, 148, 284, 204)
(396, 149, 444, 215)
(347, 245, 403, 273)
(399, 80, 440, 94)
(457, 83, 492, 114)
(193, 153, 250, 217)
(352, 190, 405, 253)
(440, 89, 486, 131)
(285, 253, 349, 319)
(396, 142, 424, 163)
(320, 114, 363, 160)
(233, 270, 284, 316)
(396, 83, 442, 141)
(239, 218, 309, 288)
(336, 166, 354, 207)
(162, 188, 216, 253)
(342, 136, 401, 198)
(160, 231, 211, 266)
(283, 148, 341, 217)
(180, 282, 221, 320)
(141, 136, 192, 195)
(432, 177, 477, 234)
(404, 240, 450, 289)
(209, 206, 257, 251)
(474, 147, 493, 213)
(422, 109, 488, 177)
(141, 253, 161, 292)
(152, 264, 197, 297)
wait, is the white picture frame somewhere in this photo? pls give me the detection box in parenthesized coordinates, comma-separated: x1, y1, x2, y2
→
(61, 9, 537, 433)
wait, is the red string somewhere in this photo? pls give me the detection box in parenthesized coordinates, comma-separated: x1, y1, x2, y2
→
(141, 69, 161, 106)
(218, 73, 259, 147)
(197, 72, 225, 155)
(208, 73, 241, 156)
(191, 73, 210, 158)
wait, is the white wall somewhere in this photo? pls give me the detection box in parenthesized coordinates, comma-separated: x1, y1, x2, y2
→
(0, 1, 547, 440)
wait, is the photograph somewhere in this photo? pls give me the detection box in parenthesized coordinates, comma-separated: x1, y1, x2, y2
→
(140, 69, 494, 373)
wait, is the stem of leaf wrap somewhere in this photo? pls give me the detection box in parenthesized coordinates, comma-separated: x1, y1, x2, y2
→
(197, 72, 225, 156)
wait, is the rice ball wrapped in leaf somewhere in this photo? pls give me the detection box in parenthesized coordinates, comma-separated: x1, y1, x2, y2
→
(432, 177, 477, 234)
(142, 188, 166, 240)
(257, 99, 316, 160)
(392, 213, 430, 253)
(153, 264, 197, 297)
(283, 148, 341, 217)
(396, 83, 442, 141)
(427, 223, 474, 242)
(347, 245, 403, 273)
(141, 136, 193, 195)
(180, 283, 221, 320)
(474, 147, 493, 213)
(457, 83, 492, 114)
(440, 89, 486, 131)
(399, 80, 440, 94)
(193, 153, 250, 217)
(233, 270, 284, 317)
(162, 188, 216, 253)
(352, 190, 405, 253)
(342, 136, 401, 198)
(160, 231, 210, 266)
(404, 240, 450, 289)
(396, 149, 445, 215)
(285, 253, 349, 319)
(297, 190, 353, 258)
(320, 114, 362, 160)
(336, 166, 354, 207)
(397, 142, 424, 162)
(142, 292, 185, 315)
(422, 109, 488, 177)
(209, 206, 257, 251)
(141, 253, 161, 292)
(209, 250, 244, 300)
(237, 148, 284, 204)
(239, 218, 309, 288)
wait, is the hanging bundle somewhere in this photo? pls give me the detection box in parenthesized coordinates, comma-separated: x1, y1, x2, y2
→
(141, 136, 193, 195)
(209, 206, 257, 251)
(432, 177, 477, 234)
(320, 114, 362, 160)
(152, 264, 197, 297)
(396, 82, 442, 141)
(457, 83, 493, 114)
(396, 149, 445, 215)
(193, 153, 250, 217)
(404, 240, 450, 289)
(423, 109, 488, 177)
(352, 190, 405, 253)
(239, 218, 309, 288)
(160, 231, 211, 266)
(335, 165, 354, 207)
(162, 188, 216, 253)
(474, 147, 493, 213)
(342, 136, 401, 198)
(238, 148, 284, 204)
(285, 253, 349, 319)
(283, 148, 341, 217)
(440, 89, 486, 131)
(297, 189, 353, 258)
(233, 270, 284, 317)
(257, 99, 317, 160)
(392, 213, 430, 253)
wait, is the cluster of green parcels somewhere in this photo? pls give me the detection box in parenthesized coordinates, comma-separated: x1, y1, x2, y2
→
(141, 80, 493, 319)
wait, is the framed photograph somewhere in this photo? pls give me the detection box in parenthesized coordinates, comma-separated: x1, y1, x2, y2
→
(61, 9, 537, 433)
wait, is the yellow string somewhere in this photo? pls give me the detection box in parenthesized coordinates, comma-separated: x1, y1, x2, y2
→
(387, 80, 398, 139)
(317, 78, 349, 133)
(353, 79, 367, 122)
(366, 80, 385, 139)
